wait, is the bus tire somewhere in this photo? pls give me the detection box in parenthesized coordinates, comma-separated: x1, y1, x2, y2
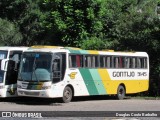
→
(62, 86, 72, 103)
(117, 85, 125, 100)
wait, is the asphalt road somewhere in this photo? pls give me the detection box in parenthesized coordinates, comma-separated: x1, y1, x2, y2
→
(0, 96, 159, 120)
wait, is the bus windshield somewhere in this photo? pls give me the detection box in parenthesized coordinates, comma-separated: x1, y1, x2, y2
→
(0, 51, 8, 83)
(18, 52, 52, 82)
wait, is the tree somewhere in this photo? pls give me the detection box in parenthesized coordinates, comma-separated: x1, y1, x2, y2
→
(0, 19, 22, 46)
(43, 0, 109, 47)
(105, 0, 160, 96)
(0, 0, 47, 46)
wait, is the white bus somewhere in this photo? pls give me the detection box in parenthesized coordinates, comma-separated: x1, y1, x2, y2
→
(0, 47, 28, 97)
(17, 46, 149, 103)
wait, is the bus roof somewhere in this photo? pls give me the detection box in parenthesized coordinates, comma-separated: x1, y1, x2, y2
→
(0, 46, 28, 51)
(25, 46, 148, 57)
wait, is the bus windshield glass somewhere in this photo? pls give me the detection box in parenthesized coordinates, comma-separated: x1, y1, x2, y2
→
(0, 51, 8, 83)
(19, 52, 52, 82)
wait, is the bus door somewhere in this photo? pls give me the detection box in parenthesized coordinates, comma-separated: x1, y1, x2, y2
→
(52, 53, 66, 83)
(5, 51, 23, 96)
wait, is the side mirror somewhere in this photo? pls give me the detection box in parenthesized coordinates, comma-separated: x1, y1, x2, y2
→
(1, 59, 8, 71)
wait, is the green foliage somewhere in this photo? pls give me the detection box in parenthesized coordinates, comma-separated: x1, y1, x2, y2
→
(43, 0, 107, 46)
(81, 37, 105, 50)
(0, 0, 47, 45)
(107, 0, 160, 96)
(0, 19, 22, 46)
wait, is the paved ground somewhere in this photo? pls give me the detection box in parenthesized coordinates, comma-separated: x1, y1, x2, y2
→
(0, 96, 159, 120)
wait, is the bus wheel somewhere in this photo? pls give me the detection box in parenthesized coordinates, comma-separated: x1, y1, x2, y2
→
(117, 85, 125, 100)
(62, 86, 72, 103)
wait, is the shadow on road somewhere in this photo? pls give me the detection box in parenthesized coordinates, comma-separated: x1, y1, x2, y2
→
(0, 97, 62, 106)
(0, 95, 131, 105)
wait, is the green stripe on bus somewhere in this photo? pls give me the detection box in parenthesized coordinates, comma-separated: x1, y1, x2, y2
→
(79, 50, 88, 54)
(69, 49, 88, 54)
(89, 69, 106, 94)
(69, 49, 81, 54)
(79, 68, 99, 95)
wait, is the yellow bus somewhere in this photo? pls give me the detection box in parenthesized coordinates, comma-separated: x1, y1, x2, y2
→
(17, 46, 149, 103)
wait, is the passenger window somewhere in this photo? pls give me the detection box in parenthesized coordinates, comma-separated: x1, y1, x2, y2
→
(69, 55, 83, 68)
(85, 56, 91, 68)
(113, 57, 125, 68)
(125, 57, 130, 68)
(137, 58, 147, 68)
(84, 55, 99, 68)
(106, 56, 112, 68)
(119, 57, 125, 68)
(113, 57, 119, 68)
(137, 58, 141, 68)
(69, 55, 76, 68)
(100, 56, 105, 68)
(92, 56, 99, 68)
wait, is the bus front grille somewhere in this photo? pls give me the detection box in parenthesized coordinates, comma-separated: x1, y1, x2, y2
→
(23, 91, 40, 96)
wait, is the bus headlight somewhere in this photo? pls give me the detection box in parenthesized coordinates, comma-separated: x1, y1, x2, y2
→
(42, 86, 51, 90)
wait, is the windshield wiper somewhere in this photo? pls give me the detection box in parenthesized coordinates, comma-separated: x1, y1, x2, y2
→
(31, 56, 39, 82)
(33, 69, 38, 82)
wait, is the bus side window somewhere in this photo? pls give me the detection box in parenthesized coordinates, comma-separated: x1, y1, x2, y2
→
(100, 56, 105, 68)
(106, 56, 111, 68)
(85, 56, 91, 68)
(76, 55, 81, 67)
(139, 57, 147, 69)
(120, 57, 125, 68)
(117, 57, 123, 68)
(92, 56, 99, 68)
(69, 55, 76, 68)
(129, 58, 133, 68)
(132, 58, 136, 68)
(113, 57, 119, 68)
(137, 58, 141, 68)
(144, 58, 147, 68)
(126, 57, 130, 68)
(76, 55, 83, 67)
(128, 57, 134, 69)
(69, 55, 83, 68)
